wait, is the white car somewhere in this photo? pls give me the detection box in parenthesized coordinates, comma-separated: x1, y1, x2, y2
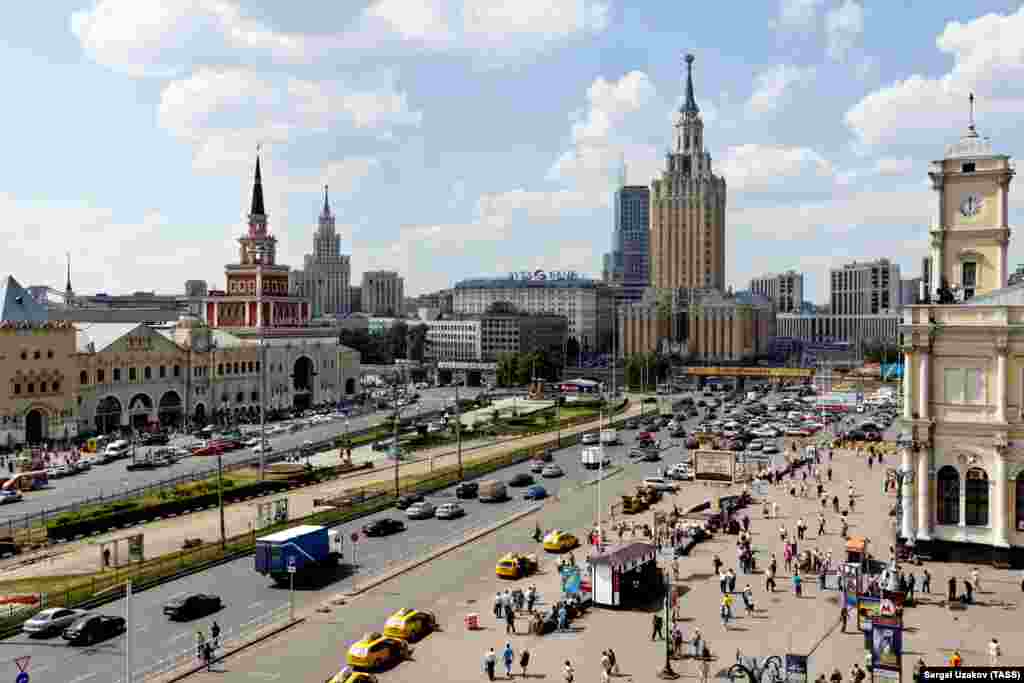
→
(22, 608, 88, 636)
(245, 437, 262, 447)
(427, 421, 445, 433)
(435, 502, 465, 519)
(252, 442, 274, 453)
(581, 432, 600, 445)
(406, 501, 436, 519)
(0, 490, 23, 504)
(667, 464, 692, 481)
(642, 477, 678, 492)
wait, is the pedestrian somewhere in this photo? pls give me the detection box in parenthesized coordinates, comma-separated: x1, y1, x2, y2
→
(989, 638, 1001, 666)
(652, 612, 663, 640)
(721, 594, 733, 628)
(818, 514, 826, 536)
(948, 576, 957, 602)
(766, 566, 776, 592)
(907, 573, 916, 602)
(839, 605, 848, 633)
(520, 649, 530, 678)
(829, 668, 843, 683)
(742, 584, 755, 616)
(673, 626, 685, 657)
(922, 568, 931, 594)
(608, 648, 619, 674)
(793, 573, 803, 597)
(827, 466, 833, 480)
(713, 554, 723, 576)
(772, 501, 779, 519)
(494, 592, 503, 618)
(484, 647, 497, 681)
(203, 641, 214, 671)
(210, 620, 221, 649)
(195, 630, 206, 659)
(964, 578, 974, 604)
(719, 571, 729, 594)
(505, 603, 516, 634)
(563, 660, 575, 683)
(971, 567, 981, 593)
(503, 643, 514, 678)
(526, 585, 536, 613)
(950, 650, 962, 667)
(728, 568, 737, 593)
(833, 495, 840, 513)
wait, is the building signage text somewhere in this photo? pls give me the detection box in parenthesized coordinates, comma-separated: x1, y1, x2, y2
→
(509, 270, 579, 282)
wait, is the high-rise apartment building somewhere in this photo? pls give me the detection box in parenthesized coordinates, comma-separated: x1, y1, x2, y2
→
(290, 187, 351, 318)
(829, 259, 900, 315)
(649, 55, 727, 292)
(604, 184, 650, 304)
(361, 271, 404, 316)
(750, 270, 804, 313)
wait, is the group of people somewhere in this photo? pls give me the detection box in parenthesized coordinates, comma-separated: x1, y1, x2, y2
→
(483, 644, 530, 680)
(194, 621, 221, 671)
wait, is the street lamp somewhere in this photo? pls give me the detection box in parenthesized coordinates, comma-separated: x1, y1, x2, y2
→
(656, 568, 678, 679)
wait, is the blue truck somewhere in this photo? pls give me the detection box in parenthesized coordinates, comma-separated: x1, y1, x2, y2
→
(254, 524, 344, 586)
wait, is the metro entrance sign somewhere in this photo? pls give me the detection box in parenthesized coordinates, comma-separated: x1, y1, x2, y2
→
(15, 673, 28, 683)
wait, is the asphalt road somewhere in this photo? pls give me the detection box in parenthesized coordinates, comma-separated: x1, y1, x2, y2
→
(0, 387, 479, 525)
(1, 388, 899, 683)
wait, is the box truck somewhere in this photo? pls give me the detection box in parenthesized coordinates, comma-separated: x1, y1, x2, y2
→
(254, 524, 343, 586)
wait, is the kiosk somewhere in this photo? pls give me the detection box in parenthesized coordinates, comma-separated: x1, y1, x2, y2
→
(587, 542, 658, 607)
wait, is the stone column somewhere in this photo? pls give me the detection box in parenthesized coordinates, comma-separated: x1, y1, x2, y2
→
(993, 446, 1010, 547)
(918, 345, 930, 420)
(996, 336, 1008, 423)
(902, 348, 914, 420)
(917, 448, 931, 541)
(900, 447, 916, 542)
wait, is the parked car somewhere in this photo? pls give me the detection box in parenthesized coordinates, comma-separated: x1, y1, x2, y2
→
(508, 473, 534, 487)
(62, 614, 126, 645)
(455, 482, 479, 499)
(529, 459, 545, 474)
(435, 503, 465, 519)
(22, 608, 87, 637)
(667, 464, 692, 481)
(524, 484, 548, 500)
(642, 477, 678, 492)
(0, 490, 23, 504)
(395, 494, 425, 510)
(541, 464, 564, 478)
(580, 432, 600, 445)
(405, 501, 436, 519)
(669, 428, 687, 438)
(362, 518, 406, 537)
(163, 593, 223, 621)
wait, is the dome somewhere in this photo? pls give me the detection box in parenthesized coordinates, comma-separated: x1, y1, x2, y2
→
(176, 314, 205, 329)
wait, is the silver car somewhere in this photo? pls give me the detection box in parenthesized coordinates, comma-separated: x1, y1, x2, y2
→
(405, 501, 436, 519)
(23, 608, 87, 637)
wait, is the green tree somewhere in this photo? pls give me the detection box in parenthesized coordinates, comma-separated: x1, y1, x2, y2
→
(496, 353, 518, 386)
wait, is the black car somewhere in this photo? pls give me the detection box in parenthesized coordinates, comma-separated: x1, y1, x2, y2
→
(846, 429, 866, 441)
(163, 593, 223, 621)
(63, 615, 126, 645)
(396, 494, 425, 510)
(624, 419, 640, 430)
(508, 473, 534, 487)
(363, 517, 406, 537)
(455, 482, 479, 499)
(641, 450, 661, 462)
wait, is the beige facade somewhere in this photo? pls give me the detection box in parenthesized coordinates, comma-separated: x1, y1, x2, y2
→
(900, 110, 1022, 560)
(0, 321, 79, 446)
(688, 291, 774, 363)
(619, 302, 671, 356)
(649, 56, 727, 292)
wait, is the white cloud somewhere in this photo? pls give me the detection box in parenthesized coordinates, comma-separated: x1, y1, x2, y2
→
(718, 144, 833, 192)
(461, 0, 610, 39)
(745, 65, 816, 116)
(773, 0, 826, 32)
(834, 157, 916, 186)
(825, 0, 864, 62)
(846, 6, 1024, 147)
(158, 68, 421, 171)
(70, 0, 321, 77)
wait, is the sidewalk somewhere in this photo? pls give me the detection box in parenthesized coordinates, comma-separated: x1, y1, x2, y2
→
(0, 403, 640, 582)
(193, 442, 1024, 682)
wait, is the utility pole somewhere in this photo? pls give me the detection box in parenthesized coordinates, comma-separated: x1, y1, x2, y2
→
(217, 447, 226, 550)
(125, 579, 133, 683)
(259, 330, 266, 481)
(392, 367, 405, 497)
(455, 380, 463, 481)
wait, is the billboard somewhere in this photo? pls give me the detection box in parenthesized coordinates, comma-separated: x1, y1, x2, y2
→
(871, 623, 902, 672)
(681, 367, 815, 378)
(694, 450, 735, 482)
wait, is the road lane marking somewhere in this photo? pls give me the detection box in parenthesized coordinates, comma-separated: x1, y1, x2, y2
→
(169, 631, 191, 643)
(249, 673, 281, 680)
(247, 601, 264, 610)
(68, 674, 97, 683)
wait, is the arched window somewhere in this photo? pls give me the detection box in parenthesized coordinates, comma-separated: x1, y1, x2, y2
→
(144, 366, 152, 380)
(965, 467, 989, 526)
(1016, 472, 1024, 533)
(217, 363, 224, 376)
(937, 466, 960, 525)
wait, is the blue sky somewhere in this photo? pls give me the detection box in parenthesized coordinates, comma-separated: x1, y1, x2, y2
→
(4, 0, 1024, 303)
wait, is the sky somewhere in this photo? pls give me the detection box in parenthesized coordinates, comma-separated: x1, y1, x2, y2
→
(5, 1, 1024, 304)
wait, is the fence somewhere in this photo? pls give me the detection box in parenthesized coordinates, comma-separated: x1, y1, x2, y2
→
(131, 604, 293, 682)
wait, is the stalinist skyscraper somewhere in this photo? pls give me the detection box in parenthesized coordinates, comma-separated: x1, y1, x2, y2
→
(649, 54, 727, 292)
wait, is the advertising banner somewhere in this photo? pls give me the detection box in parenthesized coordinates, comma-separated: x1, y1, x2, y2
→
(857, 597, 881, 632)
(785, 654, 808, 683)
(694, 450, 735, 482)
(871, 623, 902, 672)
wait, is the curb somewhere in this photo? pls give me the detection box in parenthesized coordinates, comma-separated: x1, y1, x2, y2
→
(341, 504, 543, 598)
(155, 617, 306, 682)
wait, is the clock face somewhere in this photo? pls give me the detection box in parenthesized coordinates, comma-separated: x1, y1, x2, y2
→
(959, 193, 984, 218)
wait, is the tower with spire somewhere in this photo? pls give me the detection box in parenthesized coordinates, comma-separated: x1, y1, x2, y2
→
(649, 53, 727, 292)
(64, 253, 74, 306)
(292, 183, 352, 318)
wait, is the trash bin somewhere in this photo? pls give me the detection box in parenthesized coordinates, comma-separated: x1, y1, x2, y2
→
(465, 613, 480, 630)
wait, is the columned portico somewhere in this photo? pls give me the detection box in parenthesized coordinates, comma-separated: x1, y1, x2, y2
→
(902, 348, 914, 420)
(996, 336, 1008, 422)
(918, 344, 930, 419)
(993, 444, 1010, 547)
(900, 446, 917, 542)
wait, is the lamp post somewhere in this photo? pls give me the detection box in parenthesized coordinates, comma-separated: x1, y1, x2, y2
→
(656, 568, 678, 679)
(893, 434, 918, 547)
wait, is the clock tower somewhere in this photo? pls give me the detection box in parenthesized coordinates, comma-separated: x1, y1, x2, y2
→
(928, 94, 1014, 300)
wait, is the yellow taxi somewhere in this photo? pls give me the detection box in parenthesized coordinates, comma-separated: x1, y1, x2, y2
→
(382, 607, 437, 642)
(495, 552, 539, 579)
(346, 632, 410, 670)
(542, 529, 578, 553)
(326, 666, 377, 683)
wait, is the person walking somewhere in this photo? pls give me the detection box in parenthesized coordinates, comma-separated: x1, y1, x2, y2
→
(210, 620, 221, 650)
(484, 647, 497, 681)
(989, 638, 1001, 666)
(742, 584, 755, 616)
(971, 567, 981, 593)
(793, 573, 803, 597)
(765, 565, 776, 592)
(494, 592, 504, 619)
(817, 514, 826, 537)
(948, 576, 957, 602)
(839, 605, 848, 633)
(771, 501, 779, 519)
(195, 630, 207, 660)
(503, 643, 514, 679)
(827, 466, 833, 481)
(608, 648, 619, 675)
(721, 594, 734, 629)
(950, 650, 962, 667)
(922, 568, 931, 594)
(505, 603, 516, 634)
(519, 649, 530, 679)
(728, 568, 737, 593)
(563, 660, 575, 683)
(713, 554, 723, 576)
(652, 612, 664, 640)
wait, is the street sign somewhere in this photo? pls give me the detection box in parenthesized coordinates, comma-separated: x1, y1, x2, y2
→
(13, 658, 29, 673)
(16, 672, 28, 683)
(287, 556, 296, 574)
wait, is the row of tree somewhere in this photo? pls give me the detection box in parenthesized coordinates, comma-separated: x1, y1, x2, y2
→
(494, 349, 563, 386)
(622, 352, 671, 389)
